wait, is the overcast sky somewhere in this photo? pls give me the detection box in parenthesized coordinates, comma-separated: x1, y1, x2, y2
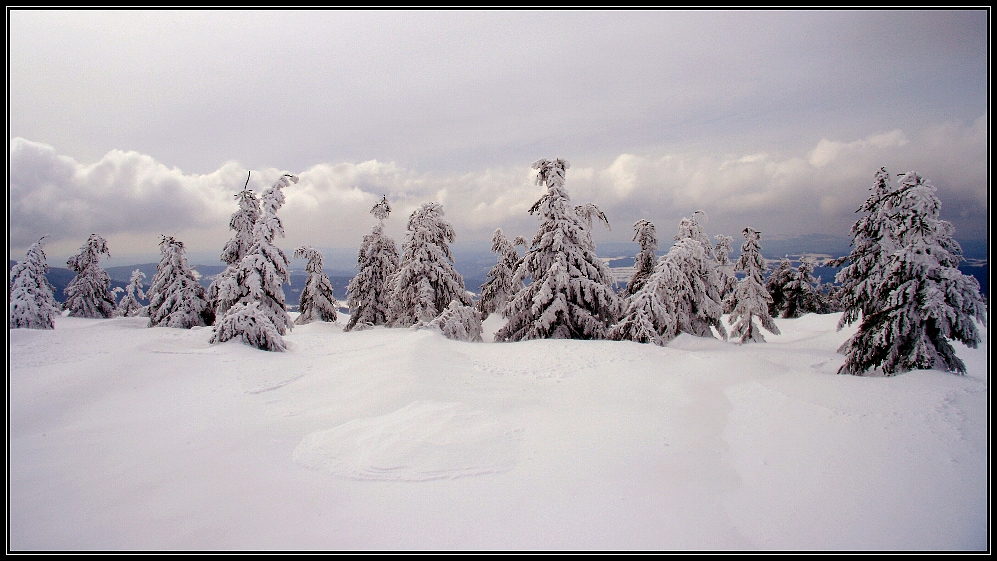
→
(9, 10, 988, 263)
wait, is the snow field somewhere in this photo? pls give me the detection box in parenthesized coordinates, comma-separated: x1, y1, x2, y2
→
(8, 313, 988, 550)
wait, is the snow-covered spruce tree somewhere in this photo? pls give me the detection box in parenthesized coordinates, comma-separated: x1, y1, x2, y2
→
(832, 168, 899, 330)
(293, 245, 338, 325)
(622, 219, 658, 297)
(210, 174, 297, 351)
(209, 173, 260, 318)
(837, 171, 986, 375)
(608, 254, 685, 346)
(63, 234, 116, 318)
(777, 259, 835, 318)
(9, 237, 60, 329)
(426, 300, 483, 342)
(345, 196, 400, 331)
(116, 269, 147, 317)
(495, 158, 619, 341)
(765, 257, 794, 318)
(713, 234, 737, 302)
(662, 212, 727, 339)
(388, 202, 472, 327)
(476, 228, 526, 319)
(146, 235, 213, 328)
(725, 227, 780, 344)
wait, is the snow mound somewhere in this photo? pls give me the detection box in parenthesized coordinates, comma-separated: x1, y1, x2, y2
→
(292, 401, 522, 481)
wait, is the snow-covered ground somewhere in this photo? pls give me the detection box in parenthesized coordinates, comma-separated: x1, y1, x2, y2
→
(8, 312, 988, 550)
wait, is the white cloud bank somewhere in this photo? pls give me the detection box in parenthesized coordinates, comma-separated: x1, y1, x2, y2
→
(9, 116, 987, 263)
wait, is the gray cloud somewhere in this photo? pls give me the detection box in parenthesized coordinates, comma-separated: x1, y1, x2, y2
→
(10, 115, 986, 265)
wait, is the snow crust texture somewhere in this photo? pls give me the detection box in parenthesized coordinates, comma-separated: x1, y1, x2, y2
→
(293, 401, 522, 481)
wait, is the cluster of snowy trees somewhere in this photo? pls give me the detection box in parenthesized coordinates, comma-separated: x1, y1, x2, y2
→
(9, 162, 985, 376)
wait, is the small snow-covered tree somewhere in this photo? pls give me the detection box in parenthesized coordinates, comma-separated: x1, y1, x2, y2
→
(725, 228, 780, 344)
(777, 259, 835, 318)
(496, 158, 619, 341)
(63, 234, 116, 318)
(211, 302, 287, 352)
(389, 202, 471, 327)
(609, 256, 685, 346)
(147, 235, 213, 328)
(713, 234, 737, 301)
(425, 300, 483, 342)
(476, 229, 526, 319)
(622, 219, 658, 297)
(293, 245, 338, 325)
(116, 269, 147, 317)
(765, 258, 794, 317)
(9, 237, 60, 329)
(209, 173, 260, 318)
(345, 196, 400, 331)
(837, 171, 986, 375)
(663, 212, 726, 339)
(210, 174, 297, 351)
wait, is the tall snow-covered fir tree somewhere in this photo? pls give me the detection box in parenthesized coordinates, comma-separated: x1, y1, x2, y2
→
(116, 269, 147, 317)
(832, 168, 899, 330)
(147, 235, 213, 328)
(476, 228, 526, 319)
(293, 245, 338, 325)
(622, 219, 658, 297)
(211, 174, 297, 351)
(713, 234, 737, 301)
(388, 202, 471, 327)
(496, 158, 619, 341)
(662, 212, 726, 339)
(63, 234, 116, 319)
(209, 173, 260, 319)
(9, 237, 61, 330)
(345, 196, 400, 331)
(725, 227, 780, 344)
(836, 171, 986, 375)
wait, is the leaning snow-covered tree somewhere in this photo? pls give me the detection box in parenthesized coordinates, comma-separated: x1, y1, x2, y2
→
(293, 245, 338, 325)
(63, 234, 116, 319)
(9, 237, 60, 329)
(622, 219, 658, 298)
(345, 196, 400, 331)
(116, 269, 147, 317)
(211, 173, 298, 351)
(837, 171, 986, 375)
(496, 158, 619, 341)
(476, 229, 526, 319)
(662, 212, 726, 340)
(209, 173, 260, 318)
(725, 227, 780, 344)
(147, 235, 213, 328)
(425, 300, 483, 342)
(389, 202, 472, 327)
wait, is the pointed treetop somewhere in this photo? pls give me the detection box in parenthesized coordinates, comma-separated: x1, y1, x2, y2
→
(371, 195, 391, 221)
